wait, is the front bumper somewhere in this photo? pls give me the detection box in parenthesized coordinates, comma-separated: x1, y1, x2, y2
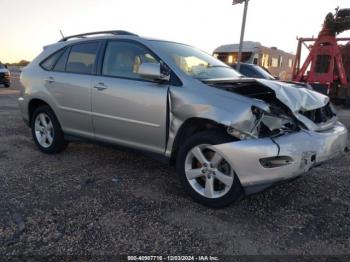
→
(213, 121, 348, 193)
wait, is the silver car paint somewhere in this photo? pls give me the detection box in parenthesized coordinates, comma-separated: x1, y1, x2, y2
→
(18, 35, 348, 191)
(213, 121, 348, 187)
(164, 81, 270, 156)
(91, 76, 168, 153)
(46, 72, 95, 138)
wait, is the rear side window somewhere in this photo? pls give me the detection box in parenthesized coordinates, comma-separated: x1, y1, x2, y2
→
(53, 48, 70, 72)
(40, 49, 65, 71)
(66, 42, 99, 74)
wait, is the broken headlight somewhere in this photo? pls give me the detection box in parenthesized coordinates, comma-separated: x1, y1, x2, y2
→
(227, 106, 298, 140)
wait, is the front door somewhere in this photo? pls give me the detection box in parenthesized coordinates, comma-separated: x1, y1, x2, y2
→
(91, 40, 169, 153)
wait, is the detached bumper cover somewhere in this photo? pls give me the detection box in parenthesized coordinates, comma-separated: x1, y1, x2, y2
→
(213, 121, 348, 189)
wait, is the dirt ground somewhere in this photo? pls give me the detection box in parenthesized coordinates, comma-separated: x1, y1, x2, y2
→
(1, 76, 350, 258)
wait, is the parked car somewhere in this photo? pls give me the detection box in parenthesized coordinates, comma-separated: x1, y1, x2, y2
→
(232, 63, 316, 90)
(0, 63, 10, 87)
(18, 31, 348, 207)
(231, 63, 275, 80)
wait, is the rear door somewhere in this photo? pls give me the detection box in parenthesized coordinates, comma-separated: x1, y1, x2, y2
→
(91, 40, 169, 153)
(44, 41, 101, 138)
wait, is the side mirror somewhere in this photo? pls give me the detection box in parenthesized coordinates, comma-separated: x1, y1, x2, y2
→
(137, 62, 170, 82)
(4, 64, 8, 69)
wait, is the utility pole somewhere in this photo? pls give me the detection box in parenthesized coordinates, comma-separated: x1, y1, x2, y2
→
(232, 0, 249, 71)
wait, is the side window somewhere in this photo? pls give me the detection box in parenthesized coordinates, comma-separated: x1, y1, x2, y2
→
(66, 42, 99, 74)
(102, 41, 159, 79)
(40, 49, 65, 71)
(53, 47, 70, 72)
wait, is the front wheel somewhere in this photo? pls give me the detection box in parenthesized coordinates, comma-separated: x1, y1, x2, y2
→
(31, 105, 68, 154)
(176, 130, 243, 208)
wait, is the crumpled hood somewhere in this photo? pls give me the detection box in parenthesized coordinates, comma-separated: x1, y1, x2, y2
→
(256, 79, 329, 112)
(203, 77, 336, 132)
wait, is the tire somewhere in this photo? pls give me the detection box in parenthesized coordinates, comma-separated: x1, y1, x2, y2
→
(176, 129, 243, 208)
(4, 84, 10, 88)
(31, 105, 68, 154)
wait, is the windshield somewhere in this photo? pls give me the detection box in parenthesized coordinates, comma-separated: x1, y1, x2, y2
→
(154, 41, 242, 80)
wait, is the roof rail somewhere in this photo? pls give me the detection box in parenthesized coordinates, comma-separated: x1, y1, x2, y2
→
(58, 30, 138, 42)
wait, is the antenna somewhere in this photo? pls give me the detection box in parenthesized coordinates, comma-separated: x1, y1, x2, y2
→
(59, 30, 65, 38)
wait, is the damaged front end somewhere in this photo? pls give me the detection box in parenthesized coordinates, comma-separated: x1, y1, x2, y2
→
(204, 78, 336, 140)
(200, 78, 348, 191)
(226, 105, 299, 140)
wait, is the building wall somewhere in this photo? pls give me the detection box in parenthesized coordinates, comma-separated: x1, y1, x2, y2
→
(214, 45, 296, 80)
(259, 47, 295, 80)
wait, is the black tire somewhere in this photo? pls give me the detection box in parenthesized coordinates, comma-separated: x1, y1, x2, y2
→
(31, 105, 68, 154)
(4, 84, 10, 88)
(176, 129, 243, 208)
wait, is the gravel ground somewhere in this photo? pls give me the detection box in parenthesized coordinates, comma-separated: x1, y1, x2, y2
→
(1, 77, 350, 258)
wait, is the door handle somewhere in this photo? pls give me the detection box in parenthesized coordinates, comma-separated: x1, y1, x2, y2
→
(94, 82, 108, 91)
(45, 76, 55, 84)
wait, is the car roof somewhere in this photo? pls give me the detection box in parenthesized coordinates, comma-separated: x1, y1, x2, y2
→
(55, 30, 181, 45)
(43, 31, 193, 56)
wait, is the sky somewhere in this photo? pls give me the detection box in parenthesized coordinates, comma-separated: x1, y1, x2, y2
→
(0, 0, 349, 63)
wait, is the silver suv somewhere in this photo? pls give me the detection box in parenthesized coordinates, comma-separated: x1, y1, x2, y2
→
(19, 31, 348, 207)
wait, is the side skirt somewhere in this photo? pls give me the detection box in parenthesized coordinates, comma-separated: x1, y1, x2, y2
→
(64, 133, 171, 165)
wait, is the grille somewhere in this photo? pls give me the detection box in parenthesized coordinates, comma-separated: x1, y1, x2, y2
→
(301, 103, 335, 124)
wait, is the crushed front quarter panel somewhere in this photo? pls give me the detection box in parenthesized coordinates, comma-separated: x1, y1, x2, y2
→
(165, 77, 341, 157)
(165, 83, 270, 156)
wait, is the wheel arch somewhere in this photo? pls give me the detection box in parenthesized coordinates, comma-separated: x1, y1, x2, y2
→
(169, 117, 228, 165)
(28, 98, 56, 126)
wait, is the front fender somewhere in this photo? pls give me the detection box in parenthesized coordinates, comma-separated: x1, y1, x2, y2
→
(165, 86, 266, 156)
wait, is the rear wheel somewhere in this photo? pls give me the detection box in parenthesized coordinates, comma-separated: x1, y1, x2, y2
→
(31, 105, 68, 154)
(176, 130, 243, 208)
(4, 84, 10, 88)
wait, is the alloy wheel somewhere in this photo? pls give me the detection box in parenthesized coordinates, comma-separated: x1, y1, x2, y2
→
(184, 144, 235, 199)
(34, 113, 54, 148)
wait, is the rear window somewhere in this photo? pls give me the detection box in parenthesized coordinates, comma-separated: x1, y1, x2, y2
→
(66, 42, 99, 74)
(40, 49, 65, 71)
